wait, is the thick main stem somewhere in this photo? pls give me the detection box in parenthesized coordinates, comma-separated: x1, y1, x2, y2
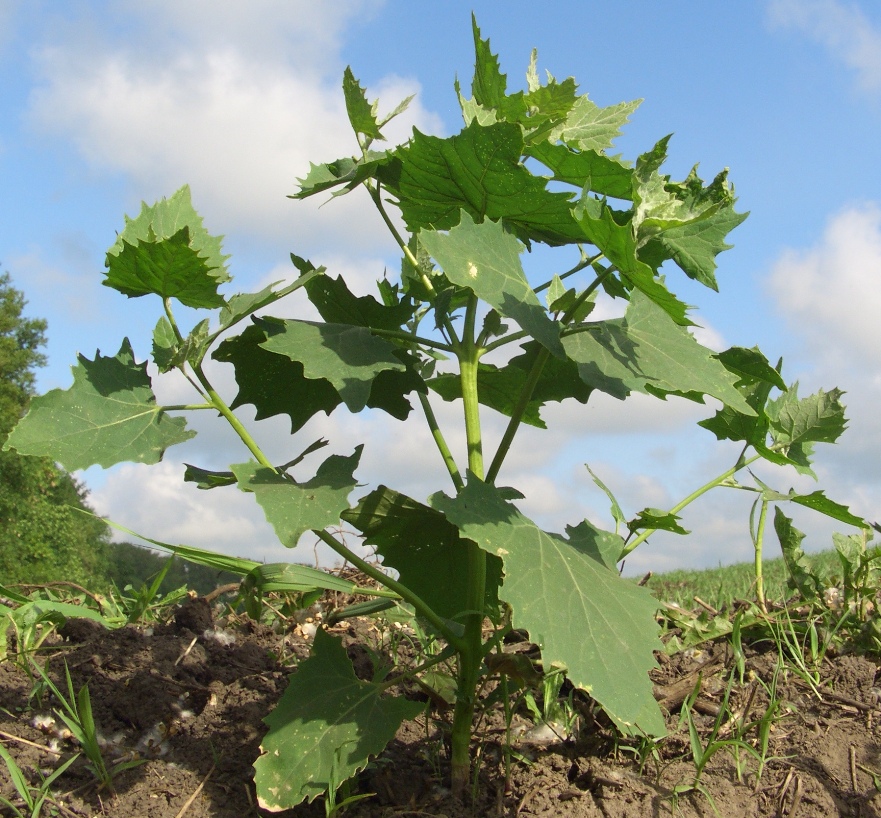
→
(449, 295, 487, 798)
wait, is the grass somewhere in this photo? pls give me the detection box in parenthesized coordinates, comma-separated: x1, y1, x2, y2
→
(643, 549, 845, 611)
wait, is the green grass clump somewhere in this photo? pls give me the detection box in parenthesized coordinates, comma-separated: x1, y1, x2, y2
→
(644, 550, 844, 611)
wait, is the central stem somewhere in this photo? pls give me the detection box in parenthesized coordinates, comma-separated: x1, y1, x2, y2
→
(450, 295, 488, 798)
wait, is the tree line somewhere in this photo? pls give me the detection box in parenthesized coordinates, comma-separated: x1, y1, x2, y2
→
(0, 270, 234, 596)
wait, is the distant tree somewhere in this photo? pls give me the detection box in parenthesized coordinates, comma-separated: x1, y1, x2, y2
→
(0, 270, 111, 587)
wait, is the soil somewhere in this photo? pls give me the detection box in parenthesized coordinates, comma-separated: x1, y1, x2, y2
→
(2, 586, 881, 818)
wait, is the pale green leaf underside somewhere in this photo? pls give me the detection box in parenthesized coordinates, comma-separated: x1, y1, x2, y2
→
(255, 629, 422, 810)
(232, 448, 363, 547)
(258, 319, 406, 412)
(4, 339, 194, 470)
(419, 213, 563, 357)
(431, 476, 665, 736)
(563, 291, 754, 414)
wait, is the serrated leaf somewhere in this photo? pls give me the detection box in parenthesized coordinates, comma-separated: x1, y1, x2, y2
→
(105, 186, 229, 308)
(183, 464, 237, 490)
(565, 517, 625, 570)
(428, 341, 590, 428)
(549, 94, 641, 152)
(628, 508, 689, 536)
(787, 490, 866, 528)
(254, 629, 422, 811)
(563, 292, 755, 414)
(574, 196, 691, 325)
(767, 384, 847, 450)
(714, 347, 787, 391)
(420, 213, 564, 357)
(294, 152, 392, 200)
(431, 475, 665, 736)
(304, 274, 416, 331)
(387, 121, 584, 246)
(213, 323, 341, 433)
(774, 507, 821, 599)
(4, 339, 194, 470)
(470, 14, 508, 110)
(258, 318, 407, 412)
(342, 486, 501, 625)
(343, 66, 384, 140)
(232, 448, 363, 546)
(527, 141, 633, 200)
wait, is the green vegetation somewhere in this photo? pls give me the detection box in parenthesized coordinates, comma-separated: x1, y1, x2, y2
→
(2, 19, 872, 811)
(0, 271, 111, 588)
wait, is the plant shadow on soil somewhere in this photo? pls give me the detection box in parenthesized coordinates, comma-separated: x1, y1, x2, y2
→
(2, 587, 881, 818)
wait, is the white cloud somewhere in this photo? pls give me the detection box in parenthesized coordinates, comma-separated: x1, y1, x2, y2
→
(767, 201, 881, 531)
(25, 2, 443, 251)
(767, 0, 881, 92)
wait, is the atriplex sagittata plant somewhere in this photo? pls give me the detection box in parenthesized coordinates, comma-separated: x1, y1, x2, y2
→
(5, 17, 868, 809)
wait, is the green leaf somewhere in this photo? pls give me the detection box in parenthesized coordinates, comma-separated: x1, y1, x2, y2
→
(152, 317, 210, 373)
(563, 292, 755, 414)
(470, 14, 508, 111)
(431, 475, 664, 736)
(714, 347, 786, 391)
(342, 485, 501, 625)
(428, 341, 590, 428)
(565, 517, 625, 570)
(574, 196, 691, 325)
(294, 152, 392, 200)
(774, 507, 821, 599)
(628, 508, 689, 536)
(4, 339, 194, 470)
(258, 318, 407, 412)
(419, 213, 564, 357)
(104, 186, 229, 308)
(243, 563, 361, 596)
(213, 323, 341, 433)
(586, 465, 627, 535)
(786, 490, 866, 528)
(766, 385, 847, 477)
(343, 66, 385, 140)
(387, 121, 584, 246)
(254, 629, 422, 810)
(232, 448, 363, 547)
(183, 464, 237, 489)
(527, 141, 633, 200)
(548, 94, 641, 152)
(304, 274, 416, 331)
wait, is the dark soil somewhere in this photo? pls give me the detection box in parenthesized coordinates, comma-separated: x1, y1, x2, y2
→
(2, 588, 881, 818)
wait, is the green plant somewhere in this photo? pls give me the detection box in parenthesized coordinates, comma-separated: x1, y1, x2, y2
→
(0, 740, 79, 818)
(2, 18, 866, 810)
(32, 661, 143, 792)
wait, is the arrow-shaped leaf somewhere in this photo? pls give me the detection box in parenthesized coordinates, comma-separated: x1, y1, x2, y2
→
(4, 339, 194, 470)
(254, 629, 422, 811)
(431, 475, 665, 736)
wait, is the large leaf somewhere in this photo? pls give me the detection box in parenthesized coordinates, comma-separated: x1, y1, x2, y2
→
(213, 323, 341, 433)
(232, 448, 362, 546)
(574, 197, 691, 325)
(386, 120, 584, 246)
(548, 94, 641, 152)
(431, 475, 665, 736)
(304, 274, 416, 331)
(342, 486, 501, 626)
(104, 185, 229, 308)
(428, 341, 591, 428)
(766, 385, 847, 477)
(563, 292, 754, 414)
(254, 629, 422, 811)
(420, 213, 564, 357)
(4, 339, 194, 470)
(258, 318, 407, 412)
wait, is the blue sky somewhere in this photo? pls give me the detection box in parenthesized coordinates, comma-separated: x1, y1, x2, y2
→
(1, 0, 879, 575)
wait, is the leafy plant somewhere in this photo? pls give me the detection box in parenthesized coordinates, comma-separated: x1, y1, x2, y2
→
(0, 739, 79, 818)
(3, 18, 866, 809)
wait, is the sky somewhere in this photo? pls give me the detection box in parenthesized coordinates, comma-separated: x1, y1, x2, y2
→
(1, 0, 879, 577)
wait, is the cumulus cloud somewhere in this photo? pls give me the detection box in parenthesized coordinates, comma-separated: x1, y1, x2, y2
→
(767, 0, 881, 92)
(767, 201, 881, 529)
(25, 1, 443, 252)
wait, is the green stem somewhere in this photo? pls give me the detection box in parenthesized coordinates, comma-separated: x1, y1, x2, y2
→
(313, 529, 465, 651)
(753, 498, 769, 613)
(369, 327, 454, 353)
(620, 451, 763, 558)
(418, 392, 464, 492)
(159, 403, 215, 411)
(459, 296, 483, 479)
(533, 251, 605, 295)
(376, 645, 457, 693)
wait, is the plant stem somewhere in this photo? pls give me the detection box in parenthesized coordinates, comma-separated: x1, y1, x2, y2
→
(449, 293, 487, 799)
(418, 392, 464, 492)
(368, 327, 454, 353)
(753, 498, 769, 612)
(620, 451, 764, 557)
(313, 529, 465, 651)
